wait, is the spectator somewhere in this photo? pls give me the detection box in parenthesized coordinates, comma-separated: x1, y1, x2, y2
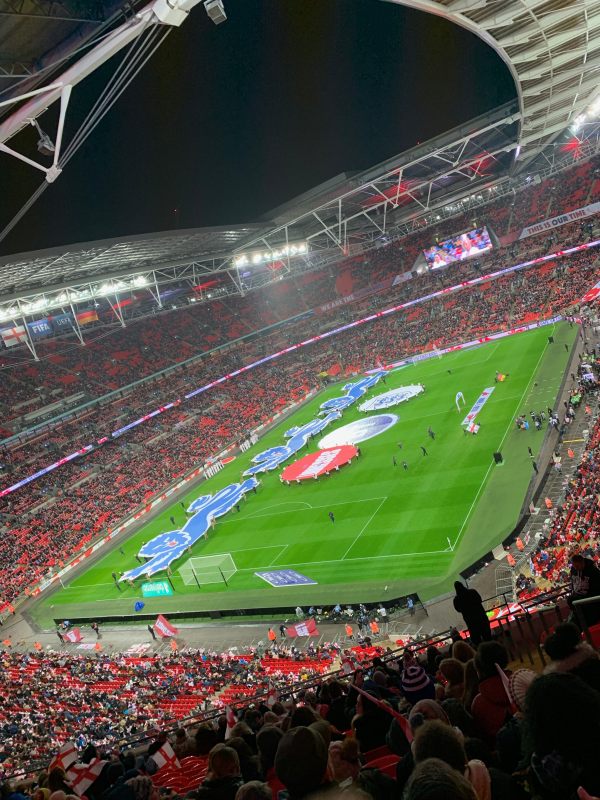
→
(274, 726, 330, 800)
(522, 673, 600, 799)
(404, 758, 478, 800)
(471, 643, 512, 745)
(543, 622, 600, 692)
(453, 583, 491, 646)
(195, 745, 244, 800)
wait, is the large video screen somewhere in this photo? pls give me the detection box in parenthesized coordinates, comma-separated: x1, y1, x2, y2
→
(423, 226, 493, 269)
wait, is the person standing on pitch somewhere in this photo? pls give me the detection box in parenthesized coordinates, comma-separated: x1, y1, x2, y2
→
(148, 624, 157, 641)
(328, 511, 335, 523)
(420, 446, 428, 456)
(452, 581, 491, 645)
(428, 427, 435, 440)
(279, 624, 286, 638)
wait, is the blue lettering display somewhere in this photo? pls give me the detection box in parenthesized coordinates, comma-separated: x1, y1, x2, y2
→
(121, 477, 258, 581)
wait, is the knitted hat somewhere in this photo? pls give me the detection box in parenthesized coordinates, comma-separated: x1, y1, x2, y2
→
(508, 669, 537, 712)
(402, 665, 435, 703)
(275, 726, 328, 798)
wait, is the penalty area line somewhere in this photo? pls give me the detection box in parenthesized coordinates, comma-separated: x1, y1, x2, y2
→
(341, 497, 387, 560)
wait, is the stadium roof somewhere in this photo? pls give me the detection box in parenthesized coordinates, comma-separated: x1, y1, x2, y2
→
(0, 1, 145, 107)
(389, 0, 600, 167)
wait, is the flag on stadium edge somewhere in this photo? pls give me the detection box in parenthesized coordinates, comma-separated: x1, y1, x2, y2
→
(75, 309, 99, 325)
(224, 706, 236, 740)
(1, 325, 27, 348)
(286, 617, 319, 638)
(153, 614, 178, 638)
(151, 741, 181, 771)
(64, 628, 83, 643)
(67, 758, 107, 796)
(49, 741, 78, 773)
(266, 686, 278, 708)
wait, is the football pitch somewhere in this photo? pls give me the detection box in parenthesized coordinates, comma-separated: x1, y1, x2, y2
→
(36, 322, 576, 624)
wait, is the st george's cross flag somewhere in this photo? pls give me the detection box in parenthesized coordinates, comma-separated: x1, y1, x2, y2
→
(48, 742, 78, 773)
(151, 741, 181, 771)
(286, 617, 319, 638)
(224, 706, 237, 740)
(67, 758, 107, 796)
(1, 325, 27, 348)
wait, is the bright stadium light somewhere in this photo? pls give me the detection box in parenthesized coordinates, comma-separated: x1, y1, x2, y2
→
(233, 242, 308, 268)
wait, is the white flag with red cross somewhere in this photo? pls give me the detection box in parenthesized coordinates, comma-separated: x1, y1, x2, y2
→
(151, 741, 181, 771)
(0, 325, 27, 348)
(224, 706, 236, 740)
(67, 758, 107, 795)
(285, 618, 318, 637)
(49, 741, 78, 773)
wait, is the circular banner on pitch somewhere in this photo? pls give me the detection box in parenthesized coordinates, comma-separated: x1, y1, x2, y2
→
(318, 414, 398, 448)
(281, 445, 358, 481)
(358, 384, 423, 412)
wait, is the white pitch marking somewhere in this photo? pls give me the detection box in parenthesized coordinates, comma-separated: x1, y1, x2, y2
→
(341, 497, 388, 560)
(267, 545, 288, 567)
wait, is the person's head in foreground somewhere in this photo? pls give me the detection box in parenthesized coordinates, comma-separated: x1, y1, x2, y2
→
(275, 726, 328, 800)
(404, 759, 477, 800)
(207, 744, 242, 781)
(523, 672, 600, 798)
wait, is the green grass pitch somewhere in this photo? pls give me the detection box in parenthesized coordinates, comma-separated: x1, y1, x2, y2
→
(37, 322, 576, 623)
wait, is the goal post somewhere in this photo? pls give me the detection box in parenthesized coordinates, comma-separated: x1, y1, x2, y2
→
(178, 553, 237, 588)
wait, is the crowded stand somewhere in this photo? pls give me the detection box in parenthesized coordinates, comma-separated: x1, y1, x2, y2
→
(0, 241, 599, 602)
(528, 412, 600, 590)
(3, 625, 600, 799)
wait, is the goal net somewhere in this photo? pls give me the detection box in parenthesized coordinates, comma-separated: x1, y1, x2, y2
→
(178, 553, 237, 586)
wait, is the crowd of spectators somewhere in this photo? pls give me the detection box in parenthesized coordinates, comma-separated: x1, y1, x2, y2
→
(3, 632, 600, 800)
(0, 642, 338, 778)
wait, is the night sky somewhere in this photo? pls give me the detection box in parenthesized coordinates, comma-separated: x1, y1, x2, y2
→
(0, 0, 515, 256)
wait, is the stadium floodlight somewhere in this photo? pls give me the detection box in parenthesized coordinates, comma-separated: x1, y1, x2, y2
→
(204, 0, 227, 24)
(30, 119, 55, 157)
(233, 242, 308, 268)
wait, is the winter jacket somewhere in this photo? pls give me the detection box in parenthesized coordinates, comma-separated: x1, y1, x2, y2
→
(471, 674, 512, 745)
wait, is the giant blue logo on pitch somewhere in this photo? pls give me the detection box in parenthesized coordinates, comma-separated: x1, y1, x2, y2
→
(358, 384, 423, 412)
(244, 372, 386, 476)
(318, 414, 398, 448)
(121, 477, 259, 581)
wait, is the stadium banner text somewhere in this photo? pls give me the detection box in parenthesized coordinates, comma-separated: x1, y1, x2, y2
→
(518, 202, 600, 239)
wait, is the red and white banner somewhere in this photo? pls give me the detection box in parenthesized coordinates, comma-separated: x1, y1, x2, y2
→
(286, 617, 319, 637)
(151, 741, 181, 770)
(581, 280, 600, 304)
(1, 325, 27, 348)
(518, 201, 600, 239)
(49, 742, 78, 773)
(67, 758, 107, 796)
(64, 628, 83, 643)
(153, 614, 178, 638)
(281, 445, 357, 481)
